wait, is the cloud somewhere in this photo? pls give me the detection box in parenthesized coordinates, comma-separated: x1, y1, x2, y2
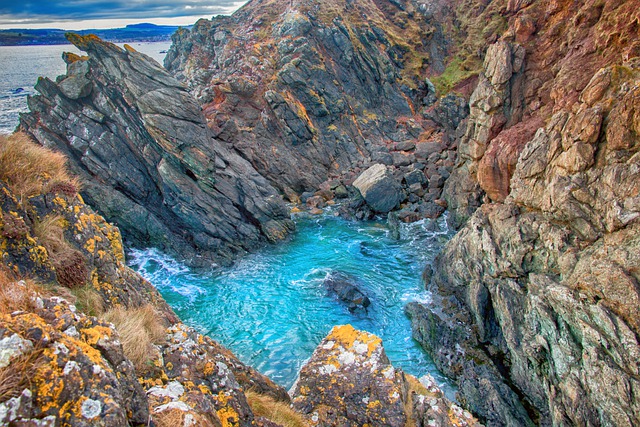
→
(0, 0, 248, 26)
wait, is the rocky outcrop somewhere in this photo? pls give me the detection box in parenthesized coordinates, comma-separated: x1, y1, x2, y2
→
(165, 0, 438, 191)
(20, 34, 294, 268)
(444, 40, 526, 229)
(410, 58, 640, 425)
(163, 0, 473, 223)
(323, 271, 371, 312)
(291, 324, 480, 427)
(0, 296, 149, 426)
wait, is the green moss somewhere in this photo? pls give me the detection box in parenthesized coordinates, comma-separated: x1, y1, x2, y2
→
(431, 56, 481, 96)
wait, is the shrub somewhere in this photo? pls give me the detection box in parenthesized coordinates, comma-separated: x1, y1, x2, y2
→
(34, 215, 89, 289)
(245, 390, 309, 427)
(101, 304, 166, 372)
(0, 132, 79, 203)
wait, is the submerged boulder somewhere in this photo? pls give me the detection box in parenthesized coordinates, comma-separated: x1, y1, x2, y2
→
(323, 271, 371, 312)
(352, 164, 404, 213)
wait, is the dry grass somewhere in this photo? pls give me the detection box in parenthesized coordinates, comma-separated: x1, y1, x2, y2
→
(152, 408, 188, 427)
(0, 132, 79, 204)
(245, 390, 310, 427)
(0, 345, 44, 403)
(0, 268, 45, 403)
(69, 284, 105, 316)
(101, 304, 166, 372)
(0, 268, 41, 315)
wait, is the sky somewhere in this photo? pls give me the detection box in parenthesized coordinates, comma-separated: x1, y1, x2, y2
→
(0, 0, 249, 30)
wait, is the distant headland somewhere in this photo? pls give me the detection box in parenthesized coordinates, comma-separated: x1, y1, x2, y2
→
(0, 23, 184, 46)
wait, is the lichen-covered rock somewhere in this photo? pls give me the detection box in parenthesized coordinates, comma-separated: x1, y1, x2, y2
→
(142, 323, 290, 427)
(352, 164, 404, 213)
(20, 34, 294, 268)
(413, 64, 640, 426)
(0, 171, 176, 322)
(0, 296, 148, 426)
(291, 325, 480, 427)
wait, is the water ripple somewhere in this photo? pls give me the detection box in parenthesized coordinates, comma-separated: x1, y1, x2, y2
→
(129, 213, 457, 398)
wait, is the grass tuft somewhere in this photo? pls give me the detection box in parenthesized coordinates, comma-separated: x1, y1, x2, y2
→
(0, 132, 80, 204)
(101, 304, 166, 372)
(0, 268, 41, 315)
(152, 408, 188, 427)
(69, 284, 105, 316)
(0, 269, 45, 403)
(245, 390, 309, 427)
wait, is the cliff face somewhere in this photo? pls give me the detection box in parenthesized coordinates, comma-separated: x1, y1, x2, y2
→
(19, 34, 294, 268)
(444, 0, 640, 227)
(409, 0, 640, 425)
(165, 0, 434, 191)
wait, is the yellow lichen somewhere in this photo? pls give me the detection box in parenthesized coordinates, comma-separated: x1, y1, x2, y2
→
(327, 325, 382, 357)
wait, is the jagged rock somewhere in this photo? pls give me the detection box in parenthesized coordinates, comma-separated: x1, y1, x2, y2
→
(414, 64, 640, 426)
(142, 323, 290, 427)
(20, 35, 294, 268)
(352, 164, 403, 213)
(444, 40, 526, 228)
(323, 272, 371, 312)
(291, 325, 480, 427)
(0, 296, 149, 426)
(164, 0, 454, 192)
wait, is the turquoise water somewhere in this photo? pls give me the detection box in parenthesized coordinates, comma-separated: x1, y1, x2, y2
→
(128, 211, 455, 396)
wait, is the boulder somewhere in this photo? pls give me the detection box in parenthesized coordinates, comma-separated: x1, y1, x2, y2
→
(291, 325, 480, 427)
(323, 272, 371, 312)
(352, 164, 403, 213)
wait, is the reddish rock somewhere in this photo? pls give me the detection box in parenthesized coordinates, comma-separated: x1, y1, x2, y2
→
(477, 116, 544, 202)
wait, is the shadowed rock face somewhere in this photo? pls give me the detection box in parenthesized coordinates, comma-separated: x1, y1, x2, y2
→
(20, 34, 294, 267)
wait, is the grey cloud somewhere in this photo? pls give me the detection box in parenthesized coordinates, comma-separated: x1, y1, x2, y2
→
(0, 0, 247, 25)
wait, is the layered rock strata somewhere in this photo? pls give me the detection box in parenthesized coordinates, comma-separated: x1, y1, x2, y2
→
(165, 0, 470, 222)
(409, 57, 640, 426)
(20, 34, 294, 268)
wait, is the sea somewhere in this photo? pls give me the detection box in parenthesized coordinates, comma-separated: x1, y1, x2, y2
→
(130, 212, 457, 397)
(0, 41, 171, 134)
(0, 42, 457, 397)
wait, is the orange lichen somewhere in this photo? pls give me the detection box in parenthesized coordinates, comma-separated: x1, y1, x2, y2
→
(327, 324, 382, 357)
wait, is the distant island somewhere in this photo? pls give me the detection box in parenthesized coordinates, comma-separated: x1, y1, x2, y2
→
(0, 23, 185, 46)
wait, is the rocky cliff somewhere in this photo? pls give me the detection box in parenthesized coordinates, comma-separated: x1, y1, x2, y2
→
(19, 34, 294, 268)
(409, 0, 640, 426)
(164, 0, 488, 221)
